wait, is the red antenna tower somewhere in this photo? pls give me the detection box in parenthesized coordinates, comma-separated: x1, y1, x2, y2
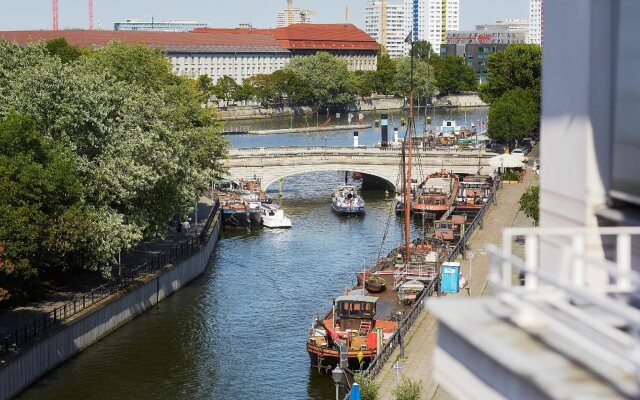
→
(52, 0, 59, 31)
(89, 0, 94, 30)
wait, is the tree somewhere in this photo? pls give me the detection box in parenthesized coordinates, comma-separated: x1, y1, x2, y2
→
(393, 377, 423, 400)
(393, 58, 437, 100)
(213, 75, 240, 104)
(374, 51, 396, 95)
(410, 40, 437, 62)
(45, 38, 83, 64)
(351, 70, 375, 98)
(433, 55, 477, 95)
(245, 74, 278, 106)
(0, 113, 89, 299)
(284, 52, 354, 109)
(0, 40, 227, 299)
(519, 185, 540, 226)
(479, 44, 542, 104)
(487, 88, 539, 144)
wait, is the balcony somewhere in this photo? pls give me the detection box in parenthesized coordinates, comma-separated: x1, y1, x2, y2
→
(429, 227, 640, 400)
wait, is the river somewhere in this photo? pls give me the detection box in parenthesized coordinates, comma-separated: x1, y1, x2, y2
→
(18, 108, 488, 400)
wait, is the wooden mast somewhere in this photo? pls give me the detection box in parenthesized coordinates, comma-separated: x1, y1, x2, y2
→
(404, 37, 415, 263)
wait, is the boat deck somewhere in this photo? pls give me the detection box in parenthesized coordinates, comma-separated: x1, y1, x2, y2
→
(335, 275, 413, 322)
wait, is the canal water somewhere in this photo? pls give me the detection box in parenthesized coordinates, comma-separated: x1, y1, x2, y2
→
(18, 109, 487, 400)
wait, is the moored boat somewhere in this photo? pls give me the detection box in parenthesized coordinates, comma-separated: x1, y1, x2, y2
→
(412, 170, 459, 220)
(455, 174, 494, 213)
(259, 203, 292, 228)
(397, 280, 425, 304)
(307, 294, 398, 371)
(331, 185, 365, 215)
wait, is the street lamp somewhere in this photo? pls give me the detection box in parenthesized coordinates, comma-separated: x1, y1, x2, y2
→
(332, 365, 344, 400)
(467, 251, 475, 297)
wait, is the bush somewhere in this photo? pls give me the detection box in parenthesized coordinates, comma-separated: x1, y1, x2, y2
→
(354, 373, 381, 400)
(393, 377, 423, 400)
(502, 171, 520, 182)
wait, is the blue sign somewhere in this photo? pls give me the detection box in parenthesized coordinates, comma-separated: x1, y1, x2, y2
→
(381, 119, 388, 126)
(440, 262, 461, 293)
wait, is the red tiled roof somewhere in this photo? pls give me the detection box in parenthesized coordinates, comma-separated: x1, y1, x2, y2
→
(193, 24, 378, 51)
(0, 30, 286, 50)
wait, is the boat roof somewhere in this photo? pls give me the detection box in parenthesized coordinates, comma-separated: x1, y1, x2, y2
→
(260, 203, 280, 210)
(335, 295, 378, 303)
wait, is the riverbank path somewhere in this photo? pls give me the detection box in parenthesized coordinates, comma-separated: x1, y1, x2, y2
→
(374, 166, 538, 400)
(0, 196, 216, 338)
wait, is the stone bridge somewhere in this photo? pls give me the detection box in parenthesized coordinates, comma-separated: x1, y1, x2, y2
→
(223, 146, 496, 191)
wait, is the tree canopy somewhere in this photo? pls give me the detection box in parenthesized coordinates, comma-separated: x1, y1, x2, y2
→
(0, 39, 227, 300)
(480, 44, 542, 104)
(519, 185, 540, 226)
(433, 55, 477, 95)
(487, 88, 539, 143)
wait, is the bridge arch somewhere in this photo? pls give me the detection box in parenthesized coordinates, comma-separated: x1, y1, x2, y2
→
(261, 165, 400, 192)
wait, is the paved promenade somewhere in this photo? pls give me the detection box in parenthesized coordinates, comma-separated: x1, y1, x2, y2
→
(0, 196, 215, 337)
(374, 169, 538, 400)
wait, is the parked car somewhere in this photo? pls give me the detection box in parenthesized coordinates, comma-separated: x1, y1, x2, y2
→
(512, 148, 527, 156)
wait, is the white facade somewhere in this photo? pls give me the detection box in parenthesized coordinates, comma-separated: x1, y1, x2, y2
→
(365, 1, 408, 58)
(113, 19, 207, 32)
(404, 0, 427, 46)
(427, 0, 460, 53)
(277, 8, 313, 27)
(528, 0, 543, 45)
(168, 51, 290, 84)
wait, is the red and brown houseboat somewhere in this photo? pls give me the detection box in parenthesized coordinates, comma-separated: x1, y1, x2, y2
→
(455, 174, 494, 213)
(412, 170, 460, 219)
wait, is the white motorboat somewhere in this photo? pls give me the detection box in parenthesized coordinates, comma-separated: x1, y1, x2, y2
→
(260, 204, 292, 228)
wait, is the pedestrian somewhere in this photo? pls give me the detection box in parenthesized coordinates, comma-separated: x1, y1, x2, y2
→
(182, 220, 191, 234)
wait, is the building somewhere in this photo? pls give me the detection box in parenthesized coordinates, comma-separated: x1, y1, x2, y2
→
(365, 1, 408, 58)
(404, 0, 426, 44)
(113, 19, 207, 32)
(441, 23, 526, 82)
(194, 24, 378, 73)
(276, 8, 313, 27)
(0, 24, 377, 85)
(528, 0, 543, 45)
(427, 0, 460, 54)
(430, 1, 640, 399)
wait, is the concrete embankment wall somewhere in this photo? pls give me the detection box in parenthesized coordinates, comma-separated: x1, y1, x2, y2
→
(217, 94, 486, 121)
(0, 212, 222, 400)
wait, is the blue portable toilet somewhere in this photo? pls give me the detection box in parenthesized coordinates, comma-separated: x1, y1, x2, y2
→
(440, 262, 461, 294)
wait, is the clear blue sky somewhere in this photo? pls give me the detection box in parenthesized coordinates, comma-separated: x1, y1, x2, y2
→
(1, 0, 528, 31)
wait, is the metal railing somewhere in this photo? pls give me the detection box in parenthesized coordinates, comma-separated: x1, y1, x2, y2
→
(0, 199, 221, 357)
(488, 227, 640, 398)
(229, 145, 491, 155)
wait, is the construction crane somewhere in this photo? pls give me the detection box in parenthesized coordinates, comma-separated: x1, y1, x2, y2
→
(299, 9, 317, 23)
(345, 5, 349, 22)
(52, 1, 95, 31)
(52, 0, 59, 31)
(287, 0, 293, 26)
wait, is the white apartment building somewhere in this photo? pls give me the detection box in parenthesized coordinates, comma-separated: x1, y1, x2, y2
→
(365, 1, 408, 57)
(427, 0, 460, 53)
(529, 0, 543, 45)
(404, 0, 427, 45)
(276, 8, 313, 27)
(113, 19, 207, 32)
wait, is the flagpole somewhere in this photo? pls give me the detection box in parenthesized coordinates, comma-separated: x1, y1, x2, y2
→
(404, 33, 415, 264)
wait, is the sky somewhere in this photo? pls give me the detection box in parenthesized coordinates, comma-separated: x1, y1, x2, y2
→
(0, 0, 528, 32)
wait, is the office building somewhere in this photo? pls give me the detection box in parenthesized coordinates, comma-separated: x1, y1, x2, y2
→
(114, 19, 207, 32)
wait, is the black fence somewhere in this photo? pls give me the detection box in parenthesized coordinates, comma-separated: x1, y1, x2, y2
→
(0, 199, 221, 357)
(343, 179, 502, 397)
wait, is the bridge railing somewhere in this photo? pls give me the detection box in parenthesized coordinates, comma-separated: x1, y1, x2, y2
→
(228, 146, 491, 156)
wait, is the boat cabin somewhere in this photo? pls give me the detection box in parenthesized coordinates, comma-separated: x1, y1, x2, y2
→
(435, 220, 455, 240)
(334, 295, 378, 331)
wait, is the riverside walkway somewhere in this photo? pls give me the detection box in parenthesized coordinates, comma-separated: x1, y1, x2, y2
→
(0, 196, 215, 340)
(374, 167, 537, 400)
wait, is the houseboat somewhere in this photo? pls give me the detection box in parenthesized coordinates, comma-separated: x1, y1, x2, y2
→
(412, 170, 460, 220)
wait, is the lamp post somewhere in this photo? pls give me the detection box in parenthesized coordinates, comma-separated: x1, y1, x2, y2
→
(467, 251, 475, 297)
(332, 365, 343, 400)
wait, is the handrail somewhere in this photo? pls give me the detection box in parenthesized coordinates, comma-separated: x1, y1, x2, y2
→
(0, 198, 222, 357)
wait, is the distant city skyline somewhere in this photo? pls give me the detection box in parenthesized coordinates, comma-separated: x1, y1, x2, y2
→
(1, 0, 527, 32)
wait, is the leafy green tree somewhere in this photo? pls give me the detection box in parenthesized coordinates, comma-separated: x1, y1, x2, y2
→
(433, 55, 477, 94)
(234, 80, 255, 103)
(487, 88, 539, 144)
(374, 51, 396, 95)
(45, 38, 83, 63)
(351, 70, 375, 98)
(480, 44, 542, 104)
(393, 58, 437, 100)
(410, 40, 437, 62)
(274, 69, 314, 105)
(197, 75, 215, 101)
(354, 373, 381, 400)
(519, 185, 540, 226)
(245, 74, 278, 106)
(213, 75, 240, 104)
(0, 113, 89, 299)
(284, 52, 354, 109)
(0, 40, 227, 298)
